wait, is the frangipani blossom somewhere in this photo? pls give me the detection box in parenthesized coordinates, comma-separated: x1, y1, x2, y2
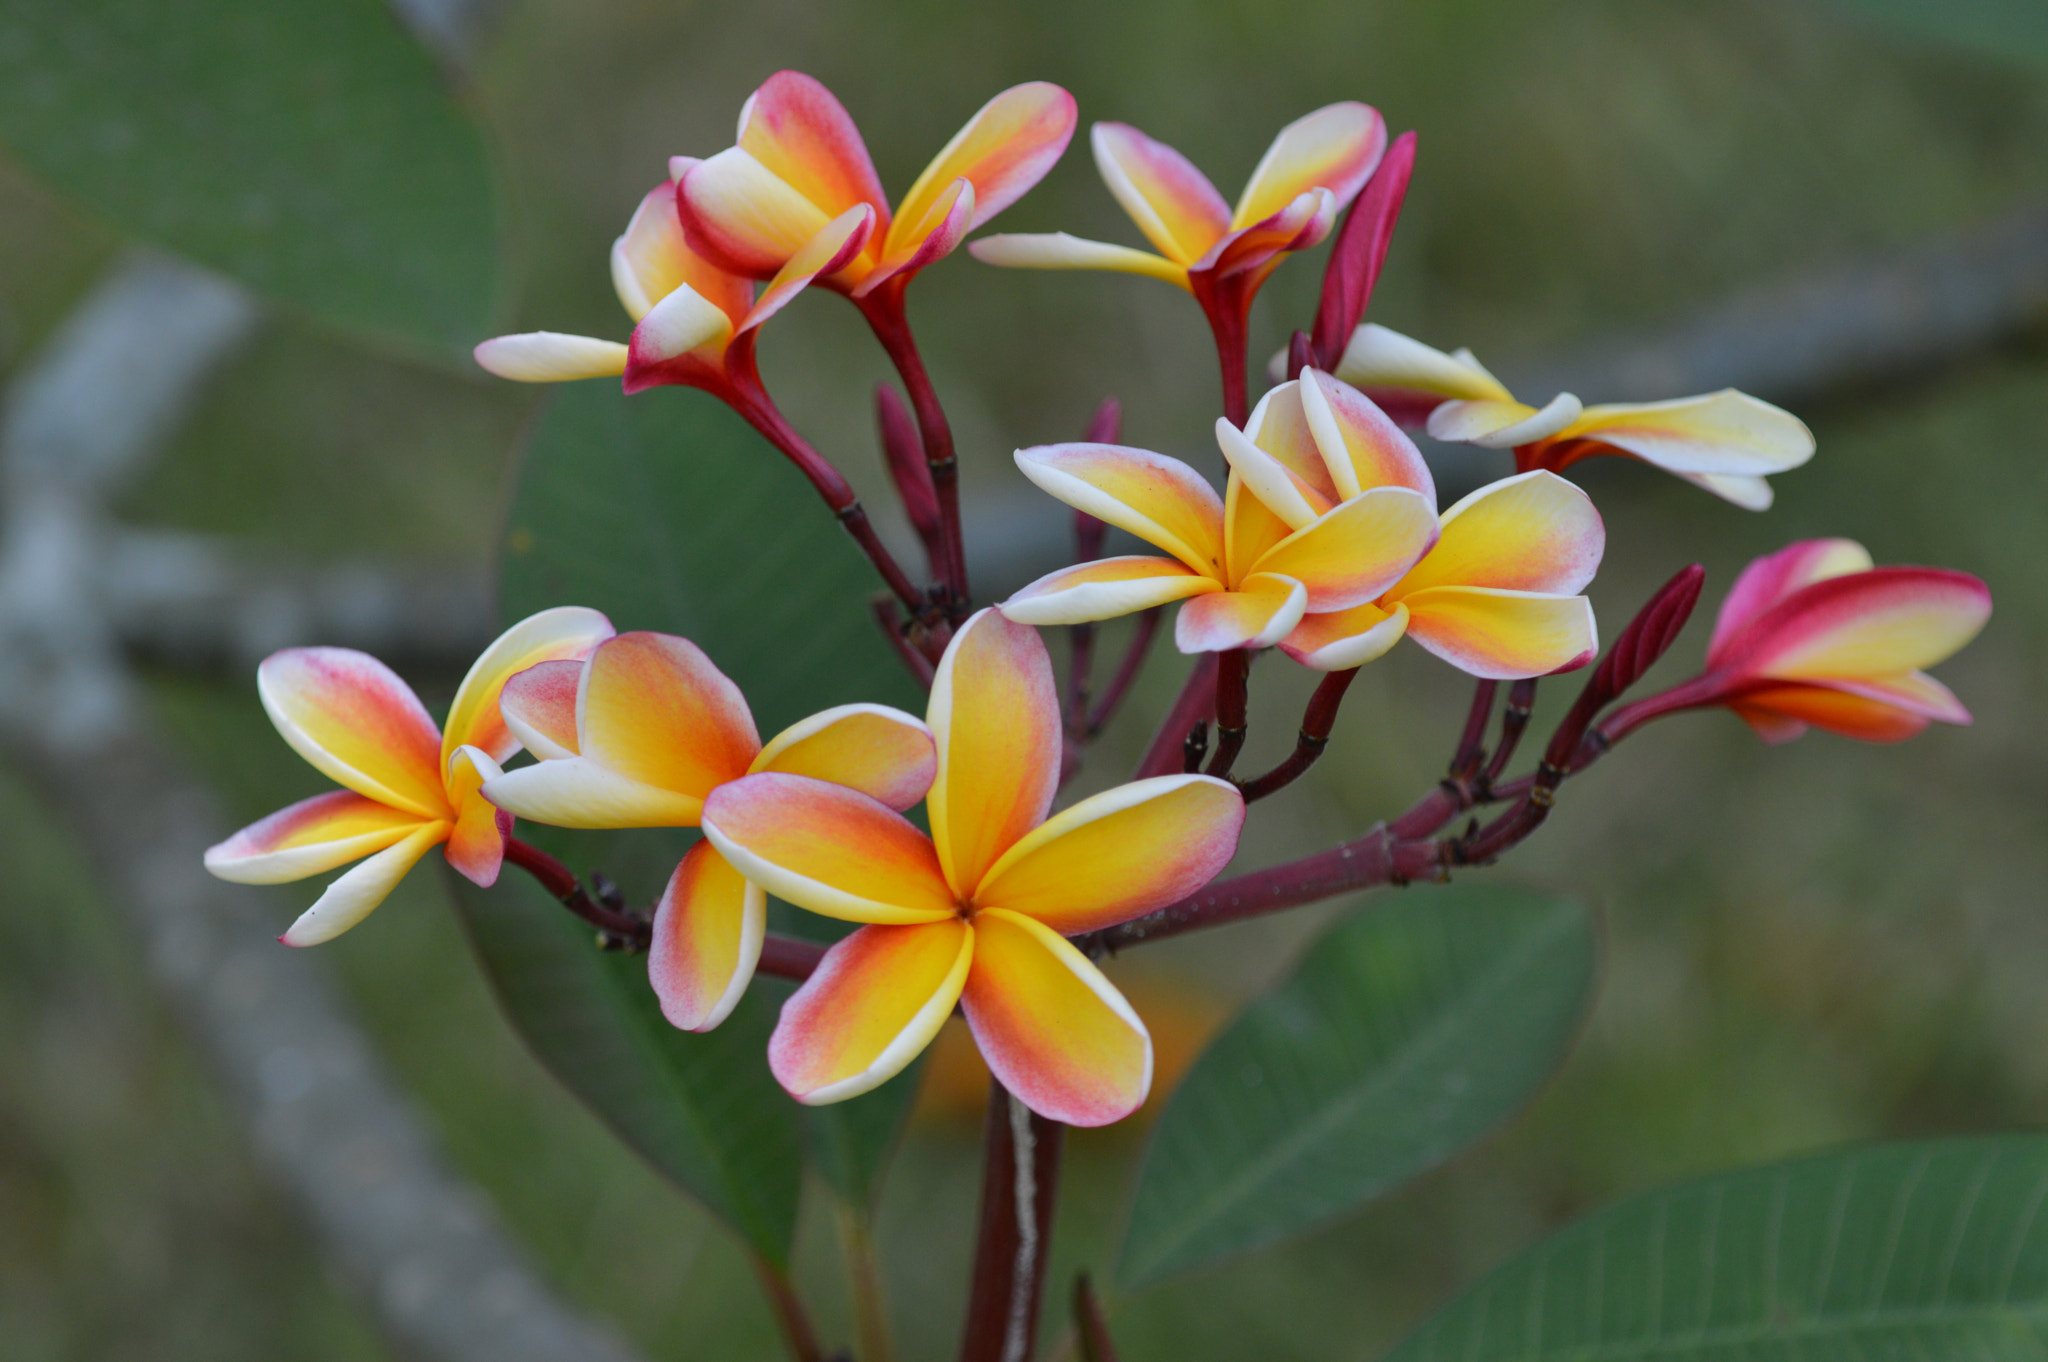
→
(1606, 539, 1991, 744)
(700, 610, 1244, 1125)
(1330, 323, 1815, 510)
(678, 70, 1076, 300)
(1280, 470, 1604, 677)
(479, 632, 936, 1033)
(473, 174, 873, 394)
(204, 608, 615, 946)
(1002, 369, 1440, 656)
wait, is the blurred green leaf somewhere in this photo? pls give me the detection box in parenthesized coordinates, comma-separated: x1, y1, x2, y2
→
(500, 383, 918, 738)
(0, 0, 496, 350)
(1385, 1134, 2048, 1361)
(804, 1064, 921, 1210)
(1120, 885, 1594, 1288)
(443, 866, 802, 1267)
(1833, 0, 2048, 70)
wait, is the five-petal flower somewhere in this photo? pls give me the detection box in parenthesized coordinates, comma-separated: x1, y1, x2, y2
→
(1330, 323, 1815, 509)
(698, 610, 1245, 1126)
(479, 631, 936, 1033)
(1001, 369, 1441, 655)
(203, 608, 615, 945)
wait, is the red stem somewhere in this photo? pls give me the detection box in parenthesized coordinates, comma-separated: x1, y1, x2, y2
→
(958, 1083, 1064, 1362)
(753, 1255, 825, 1362)
(1235, 666, 1358, 802)
(858, 282, 970, 614)
(1203, 648, 1251, 778)
(872, 595, 939, 689)
(1134, 653, 1218, 779)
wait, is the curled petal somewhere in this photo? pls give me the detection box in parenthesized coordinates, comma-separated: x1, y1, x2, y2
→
(701, 773, 958, 925)
(473, 332, 629, 383)
(1726, 567, 1992, 682)
(442, 606, 613, 766)
(1233, 102, 1386, 230)
(625, 284, 736, 379)
(1204, 187, 1334, 279)
(769, 919, 973, 1105)
(1298, 368, 1435, 499)
(1729, 683, 1935, 745)
(1401, 586, 1598, 679)
(961, 909, 1152, 1127)
(1090, 121, 1231, 265)
(1428, 393, 1583, 449)
(927, 610, 1062, 899)
(610, 181, 751, 326)
(857, 179, 973, 296)
(751, 703, 936, 812)
(1708, 538, 1874, 665)
(679, 148, 835, 278)
(280, 820, 450, 947)
(736, 70, 890, 228)
(443, 745, 510, 887)
(500, 660, 583, 760)
(968, 232, 1188, 287)
(481, 756, 705, 829)
(743, 203, 877, 324)
(1815, 669, 1972, 725)
(578, 632, 760, 803)
(1674, 470, 1775, 510)
(1222, 473, 1293, 588)
(1392, 471, 1605, 598)
(1280, 600, 1412, 672)
(1332, 323, 1513, 404)
(1013, 444, 1224, 576)
(1174, 573, 1308, 653)
(1216, 416, 1332, 531)
(973, 775, 1244, 934)
(1554, 390, 1814, 477)
(205, 791, 425, 885)
(1000, 556, 1221, 627)
(258, 648, 447, 819)
(649, 841, 767, 1033)
(893, 82, 1076, 248)
(1242, 381, 1342, 504)
(1247, 486, 1440, 612)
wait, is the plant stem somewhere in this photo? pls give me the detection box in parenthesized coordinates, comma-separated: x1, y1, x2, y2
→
(1235, 666, 1358, 802)
(1203, 648, 1251, 779)
(1133, 652, 1218, 779)
(1072, 1275, 1120, 1362)
(858, 282, 970, 614)
(1480, 678, 1538, 790)
(958, 1084, 1064, 1362)
(1449, 679, 1498, 784)
(834, 1199, 895, 1362)
(872, 595, 938, 689)
(753, 1255, 825, 1362)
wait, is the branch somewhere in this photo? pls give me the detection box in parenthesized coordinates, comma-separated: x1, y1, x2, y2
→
(958, 1084, 1064, 1362)
(1235, 666, 1359, 802)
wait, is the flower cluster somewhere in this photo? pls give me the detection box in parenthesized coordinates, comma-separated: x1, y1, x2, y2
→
(205, 69, 1991, 1138)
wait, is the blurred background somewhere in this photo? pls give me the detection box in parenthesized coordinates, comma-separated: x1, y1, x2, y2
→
(0, 0, 2043, 1358)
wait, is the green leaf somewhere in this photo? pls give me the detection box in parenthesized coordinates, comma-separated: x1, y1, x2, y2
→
(442, 865, 803, 1266)
(804, 1063, 922, 1209)
(499, 382, 919, 738)
(0, 0, 496, 350)
(1386, 1134, 2048, 1362)
(1833, 0, 2048, 71)
(1120, 884, 1595, 1288)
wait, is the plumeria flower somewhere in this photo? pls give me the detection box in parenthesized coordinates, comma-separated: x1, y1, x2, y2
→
(972, 105, 1386, 406)
(1602, 539, 1991, 744)
(1280, 470, 1604, 677)
(1000, 369, 1440, 657)
(473, 174, 873, 397)
(677, 70, 1076, 302)
(203, 608, 615, 946)
(698, 610, 1244, 1126)
(479, 632, 936, 1033)
(1328, 323, 1815, 510)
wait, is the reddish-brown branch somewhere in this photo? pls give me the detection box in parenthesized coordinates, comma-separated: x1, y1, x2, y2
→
(875, 382, 943, 574)
(1073, 1275, 1121, 1362)
(1204, 648, 1252, 779)
(758, 934, 827, 982)
(872, 595, 938, 689)
(753, 1256, 825, 1362)
(1450, 679, 1498, 785)
(958, 1084, 1064, 1362)
(1235, 666, 1359, 802)
(1480, 678, 1537, 790)
(858, 283, 970, 614)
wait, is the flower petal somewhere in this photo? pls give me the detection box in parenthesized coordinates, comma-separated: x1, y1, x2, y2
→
(500, 659, 583, 760)
(678, 148, 835, 278)
(649, 841, 767, 1033)
(1674, 470, 1775, 510)
(1233, 102, 1386, 230)
(968, 232, 1189, 286)
(1427, 393, 1582, 449)
(578, 632, 760, 803)
(1013, 444, 1225, 576)
(1090, 121, 1231, 265)
(736, 71, 889, 227)
(1389, 471, 1605, 598)
(1174, 573, 1308, 653)
(769, 919, 973, 1104)
(927, 609, 1061, 899)
(1726, 567, 1992, 682)
(1298, 368, 1435, 500)
(1332, 323, 1513, 403)
(280, 819, 450, 947)
(1247, 486, 1440, 612)
(1279, 599, 1412, 671)
(857, 179, 973, 296)
(258, 648, 448, 818)
(443, 745, 509, 887)
(473, 332, 629, 383)
(961, 909, 1151, 1127)
(1204, 188, 1334, 279)
(1811, 669, 1972, 725)
(972, 775, 1243, 934)
(204, 791, 425, 885)
(1222, 472, 1293, 588)
(742, 202, 878, 325)
(1241, 381, 1342, 504)
(625, 283, 736, 376)
(893, 82, 1076, 248)
(1728, 683, 1933, 745)
(442, 606, 614, 766)
(999, 556, 1221, 626)
(481, 755, 705, 829)
(1553, 391, 1814, 476)
(751, 703, 936, 812)
(1707, 538, 1875, 665)
(1216, 415, 1332, 531)
(701, 773, 958, 924)
(610, 180, 752, 326)
(1401, 586, 1598, 679)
